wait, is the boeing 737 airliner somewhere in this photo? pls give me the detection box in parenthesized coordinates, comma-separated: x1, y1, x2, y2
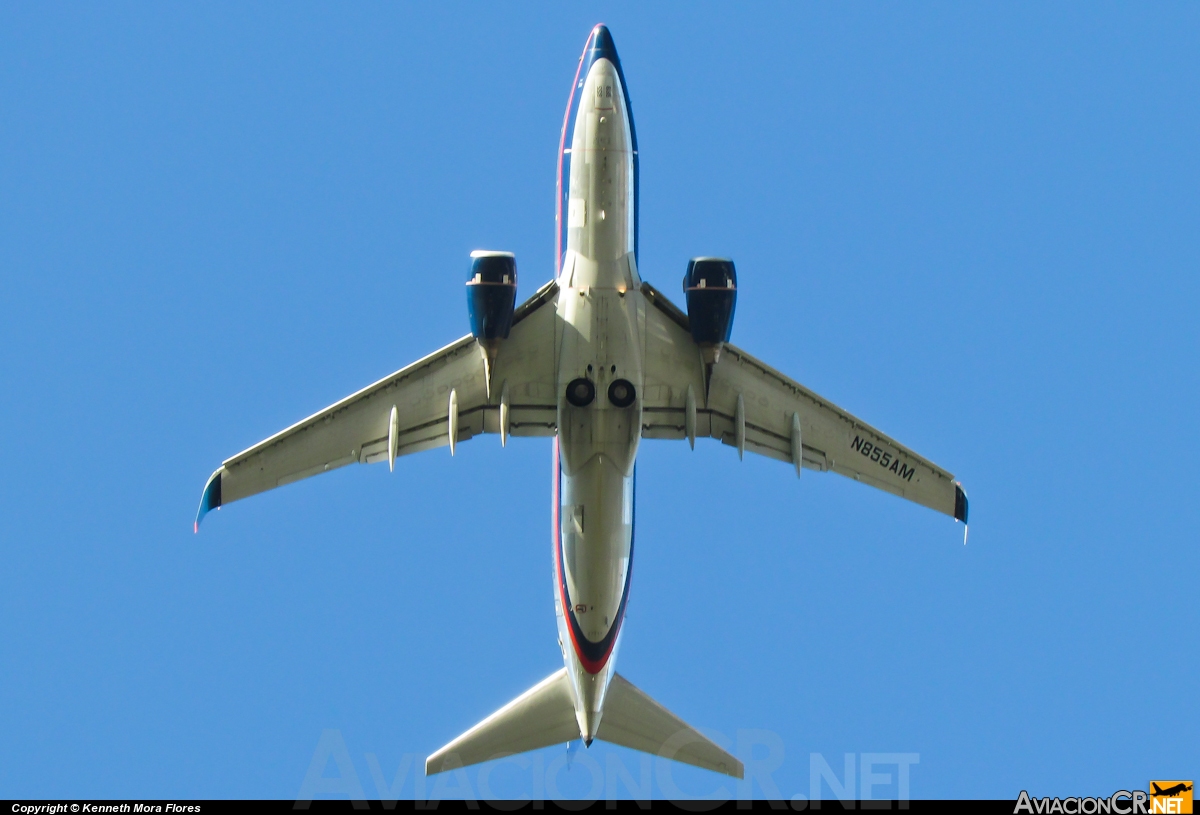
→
(195, 25, 967, 779)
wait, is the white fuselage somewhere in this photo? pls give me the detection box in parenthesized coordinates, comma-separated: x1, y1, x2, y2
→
(552, 53, 643, 742)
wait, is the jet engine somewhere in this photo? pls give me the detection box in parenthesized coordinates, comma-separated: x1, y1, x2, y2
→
(466, 250, 517, 397)
(683, 257, 737, 365)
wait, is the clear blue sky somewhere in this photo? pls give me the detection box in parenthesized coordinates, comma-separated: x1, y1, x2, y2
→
(1, 2, 1196, 801)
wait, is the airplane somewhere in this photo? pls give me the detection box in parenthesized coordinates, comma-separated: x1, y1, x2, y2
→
(1151, 783, 1193, 797)
(194, 24, 968, 780)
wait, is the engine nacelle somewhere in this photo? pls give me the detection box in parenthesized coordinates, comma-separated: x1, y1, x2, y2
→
(683, 257, 737, 349)
(467, 250, 518, 340)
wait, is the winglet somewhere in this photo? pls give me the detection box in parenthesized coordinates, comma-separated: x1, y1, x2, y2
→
(194, 468, 224, 533)
(954, 483, 969, 544)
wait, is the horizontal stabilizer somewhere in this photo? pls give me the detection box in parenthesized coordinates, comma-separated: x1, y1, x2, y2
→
(426, 669, 578, 775)
(597, 674, 743, 779)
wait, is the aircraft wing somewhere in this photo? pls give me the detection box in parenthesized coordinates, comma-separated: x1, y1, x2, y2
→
(639, 282, 967, 522)
(195, 280, 560, 529)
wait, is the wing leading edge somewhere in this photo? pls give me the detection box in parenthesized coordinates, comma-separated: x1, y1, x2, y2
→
(195, 281, 560, 530)
(640, 281, 967, 524)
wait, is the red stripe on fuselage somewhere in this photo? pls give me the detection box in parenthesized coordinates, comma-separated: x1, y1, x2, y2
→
(555, 30, 592, 277)
(554, 437, 624, 674)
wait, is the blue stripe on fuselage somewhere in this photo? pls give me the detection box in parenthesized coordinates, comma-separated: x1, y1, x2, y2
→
(555, 24, 639, 275)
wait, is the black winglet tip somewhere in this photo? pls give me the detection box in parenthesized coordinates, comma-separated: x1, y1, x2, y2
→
(194, 468, 223, 532)
(954, 483, 969, 524)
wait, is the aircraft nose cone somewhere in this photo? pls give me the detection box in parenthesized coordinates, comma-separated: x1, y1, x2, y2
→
(591, 24, 614, 50)
(587, 24, 620, 65)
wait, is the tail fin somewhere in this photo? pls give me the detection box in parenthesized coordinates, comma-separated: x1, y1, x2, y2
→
(425, 668, 578, 775)
(426, 670, 742, 780)
(597, 674, 743, 779)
